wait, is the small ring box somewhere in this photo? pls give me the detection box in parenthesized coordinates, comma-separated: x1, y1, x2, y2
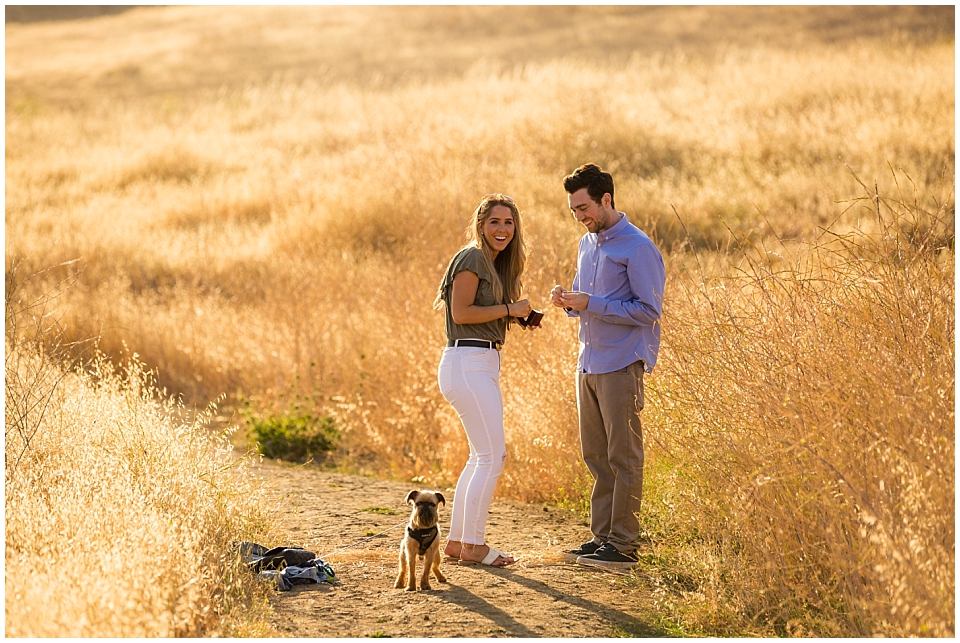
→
(517, 309, 543, 327)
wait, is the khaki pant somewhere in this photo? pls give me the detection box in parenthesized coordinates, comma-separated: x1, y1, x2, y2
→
(577, 360, 645, 554)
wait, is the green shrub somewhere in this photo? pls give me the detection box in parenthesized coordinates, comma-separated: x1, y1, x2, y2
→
(246, 411, 339, 461)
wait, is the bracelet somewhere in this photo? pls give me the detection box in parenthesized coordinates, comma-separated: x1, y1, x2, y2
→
(505, 304, 510, 318)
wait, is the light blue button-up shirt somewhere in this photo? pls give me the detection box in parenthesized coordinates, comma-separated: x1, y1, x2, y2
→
(566, 212, 665, 374)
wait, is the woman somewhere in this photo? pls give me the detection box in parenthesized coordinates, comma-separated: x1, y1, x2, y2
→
(434, 193, 539, 567)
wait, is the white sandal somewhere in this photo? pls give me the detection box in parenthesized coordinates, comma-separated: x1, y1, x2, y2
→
(458, 545, 516, 567)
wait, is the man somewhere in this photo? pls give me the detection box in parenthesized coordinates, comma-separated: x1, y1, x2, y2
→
(550, 163, 665, 569)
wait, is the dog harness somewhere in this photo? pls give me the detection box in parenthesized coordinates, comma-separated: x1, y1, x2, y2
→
(407, 526, 439, 555)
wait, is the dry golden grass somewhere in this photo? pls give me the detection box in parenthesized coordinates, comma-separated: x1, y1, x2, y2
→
(5, 268, 282, 637)
(5, 5, 954, 637)
(645, 175, 954, 636)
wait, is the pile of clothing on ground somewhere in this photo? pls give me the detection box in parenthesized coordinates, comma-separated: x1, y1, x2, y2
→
(237, 541, 338, 591)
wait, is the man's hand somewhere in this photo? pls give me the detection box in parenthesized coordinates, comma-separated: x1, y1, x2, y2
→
(549, 285, 566, 308)
(550, 285, 589, 311)
(556, 288, 590, 312)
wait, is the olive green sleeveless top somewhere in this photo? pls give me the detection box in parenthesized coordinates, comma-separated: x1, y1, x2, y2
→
(439, 246, 507, 345)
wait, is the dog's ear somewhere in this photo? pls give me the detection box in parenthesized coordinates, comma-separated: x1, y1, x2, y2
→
(405, 490, 419, 505)
(435, 492, 445, 507)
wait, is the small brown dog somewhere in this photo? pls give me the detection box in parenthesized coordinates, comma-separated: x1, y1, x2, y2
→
(394, 489, 446, 591)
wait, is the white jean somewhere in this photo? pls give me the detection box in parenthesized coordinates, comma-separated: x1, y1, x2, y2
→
(437, 345, 506, 545)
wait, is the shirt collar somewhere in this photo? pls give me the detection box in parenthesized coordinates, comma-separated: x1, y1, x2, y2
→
(597, 212, 628, 241)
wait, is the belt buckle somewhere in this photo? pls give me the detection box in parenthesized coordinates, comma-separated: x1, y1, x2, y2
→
(494, 341, 503, 351)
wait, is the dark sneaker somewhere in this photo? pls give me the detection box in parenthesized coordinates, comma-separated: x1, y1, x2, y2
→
(562, 540, 602, 562)
(576, 542, 638, 569)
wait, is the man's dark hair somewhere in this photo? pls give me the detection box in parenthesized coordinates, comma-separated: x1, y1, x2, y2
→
(563, 163, 615, 209)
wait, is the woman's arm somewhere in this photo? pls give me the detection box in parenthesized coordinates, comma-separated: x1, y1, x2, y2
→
(450, 270, 512, 325)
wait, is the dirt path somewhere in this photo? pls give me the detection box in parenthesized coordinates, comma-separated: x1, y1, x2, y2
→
(248, 459, 668, 638)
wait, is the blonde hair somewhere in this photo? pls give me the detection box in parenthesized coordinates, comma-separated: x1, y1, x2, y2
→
(434, 194, 526, 321)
